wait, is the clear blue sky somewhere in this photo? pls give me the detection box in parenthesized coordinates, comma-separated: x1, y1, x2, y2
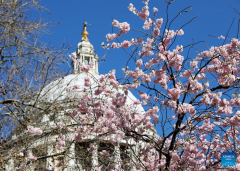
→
(41, 0, 240, 76)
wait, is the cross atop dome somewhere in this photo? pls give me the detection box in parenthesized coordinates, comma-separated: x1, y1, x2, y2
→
(72, 22, 99, 75)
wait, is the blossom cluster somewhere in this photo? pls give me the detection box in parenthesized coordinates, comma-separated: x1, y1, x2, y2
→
(27, 126, 43, 135)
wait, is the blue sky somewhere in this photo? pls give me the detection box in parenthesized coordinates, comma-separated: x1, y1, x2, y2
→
(40, 0, 240, 77)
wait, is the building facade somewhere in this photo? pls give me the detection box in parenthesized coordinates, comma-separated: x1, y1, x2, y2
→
(5, 23, 155, 171)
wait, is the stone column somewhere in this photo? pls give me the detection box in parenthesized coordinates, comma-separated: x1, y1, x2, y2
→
(67, 142, 75, 171)
(46, 144, 54, 170)
(95, 59, 98, 73)
(90, 57, 93, 73)
(73, 62, 77, 74)
(114, 143, 121, 170)
(81, 55, 84, 63)
(91, 142, 98, 171)
(90, 56, 92, 63)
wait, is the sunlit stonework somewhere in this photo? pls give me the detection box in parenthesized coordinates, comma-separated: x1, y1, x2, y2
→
(72, 22, 99, 75)
(5, 22, 156, 171)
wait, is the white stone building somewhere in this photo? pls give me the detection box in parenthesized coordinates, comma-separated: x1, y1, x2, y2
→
(5, 23, 155, 171)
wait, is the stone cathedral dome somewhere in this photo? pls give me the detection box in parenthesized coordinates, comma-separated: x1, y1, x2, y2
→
(5, 22, 149, 171)
(40, 22, 144, 113)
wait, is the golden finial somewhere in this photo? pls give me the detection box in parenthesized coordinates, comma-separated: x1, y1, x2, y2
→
(81, 22, 89, 42)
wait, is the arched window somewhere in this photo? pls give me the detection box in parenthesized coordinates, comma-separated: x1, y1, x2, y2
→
(75, 141, 92, 171)
(98, 142, 114, 170)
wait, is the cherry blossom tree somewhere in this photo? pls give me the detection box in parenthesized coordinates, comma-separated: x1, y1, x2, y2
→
(100, 0, 240, 170)
(3, 0, 240, 171)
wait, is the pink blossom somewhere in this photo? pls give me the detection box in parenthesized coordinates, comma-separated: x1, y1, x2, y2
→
(231, 38, 238, 47)
(153, 27, 160, 36)
(84, 76, 90, 87)
(153, 7, 158, 13)
(164, 29, 175, 38)
(56, 161, 63, 167)
(66, 86, 72, 92)
(190, 60, 198, 69)
(95, 166, 103, 171)
(75, 134, 82, 141)
(138, 6, 149, 20)
(89, 62, 94, 68)
(181, 70, 192, 78)
(134, 100, 142, 105)
(234, 98, 240, 107)
(88, 144, 97, 153)
(94, 101, 101, 107)
(118, 22, 130, 34)
(149, 58, 159, 66)
(171, 152, 179, 161)
(43, 169, 54, 171)
(106, 33, 117, 41)
(111, 42, 118, 48)
(137, 37, 144, 44)
(184, 79, 203, 94)
(78, 101, 88, 113)
(145, 122, 154, 129)
(71, 110, 77, 117)
(176, 29, 184, 35)
(167, 87, 182, 101)
(136, 59, 143, 66)
(112, 19, 119, 27)
(175, 103, 195, 115)
(163, 38, 171, 47)
(143, 18, 153, 30)
(108, 69, 116, 80)
(56, 134, 65, 150)
(67, 127, 74, 132)
(19, 163, 26, 169)
(110, 79, 119, 88)
(200, 94, 210, 105)
(210, 93, 221, 106)
(112, 93, 127, 107)
(18, 152, 24, 156)
(99, 150, 110, 156)
(80, 63, 90, 72)
(128, 3, 136, 14)
(95, 88, 103, 95)
(155, 18, 163, 28)
(162, 99, 170, 107)
(70, 52, 76, 60)
(73, 85, 80, 89)
(143, 74, 151, 83)
(27, 126, 43, 135)
(121, 40, 131, 48)
(28, 156, 37, 162)
(156, 53, 166, 61)
(140, 92, 151, 100)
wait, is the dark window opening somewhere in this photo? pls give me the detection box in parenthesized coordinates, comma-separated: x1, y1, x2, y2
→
(32, 145, 47, 171)
(85, 57, 90, 65)
(120, 145, 132, 171)
(75, 141, 92, 171)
